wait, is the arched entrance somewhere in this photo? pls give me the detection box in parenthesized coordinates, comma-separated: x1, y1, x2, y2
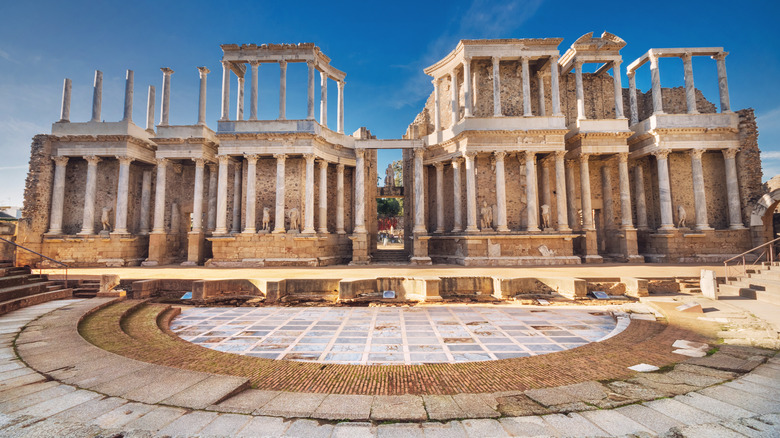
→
(749, 189, 780, 248)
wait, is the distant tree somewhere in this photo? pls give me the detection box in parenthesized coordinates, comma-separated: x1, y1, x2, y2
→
(377, 197, 402, 217)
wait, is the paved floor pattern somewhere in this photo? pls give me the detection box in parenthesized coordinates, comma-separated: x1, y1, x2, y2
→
(171, 306, 617, 365)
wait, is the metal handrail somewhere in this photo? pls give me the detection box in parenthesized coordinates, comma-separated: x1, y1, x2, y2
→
(723, 236, 780, 284)
(0, 236, 68, 285)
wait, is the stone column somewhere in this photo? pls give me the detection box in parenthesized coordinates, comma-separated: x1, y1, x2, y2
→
(77, 156, 101, 235)
(215, 156, 229, 235)
(318, 160, 328, 233)
(540, 159, 551, 215)
(151, 158, 167, 234)
(464, 152, 478, 232)
(306, 62, 315, 120)
(354, 149, 366, 234)
(279, 60, 287, 120)
(602, 165, 614, 229)
(649, 55, 664, 115)
(249, 62, 259, 121)
(492, 57, 502, 117)
(122, 70, 134, 122)
(220, 61, 230, 121)
(579, 154, 594, 230)
(192, 158, 205, 232)
(434, 162, 445, 233)
(112, 156, 133, 235)
(689, 149, 711, 230)
(463, 58, 472, 118)
(47, 156, 69, 234)
(550, 55, 563, 116)
(494, 151, 509, 232)
(432, 78, 441, 132)
(336, 164, 346, 234)
(565, 159, 578, 229)
(145, 86, 156, 132)
(337, 81, 345, 134)
(633, 164, 649, 230)
(521, 57, 532, 117)
(139, 170, 152, 234)
(537, 72, 546, 117)
(574, 61, 585, 120)
(197, 67, 210, 125)
(243, 154, 258, 234)
(59, 78, 72, 122)
(272, 154, 287, 233)
(320, 72, 328, 128)
(236, 75, 244, 120)
(612, 61, 624, 118)
(303, 154, 316, 234)
(682, 53, 698, 114)
(231, 161, 241, 233)
(617, 153, 634, 229)
(450, 71, 459, 126)
(160, 68, 174, 125)
(654, 149, 675, 230)
(413, 148, 426, 234)
(90, 70, 102, 123)
(554, 151, 570, 231)
(713, 52, 731, 112)
(723, 148, 745, 229)
(628, 72, 638, 125)
(452, 158, 463, 232)
(525, 151, 540, 232)
(207, 164, 217, 231)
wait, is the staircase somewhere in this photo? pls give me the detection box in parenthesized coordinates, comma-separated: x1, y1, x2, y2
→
(0, 260, 73, 315)
(72, 279, 100, 298)
(720, 262, 780, 305)
(372, 250, 409, 264)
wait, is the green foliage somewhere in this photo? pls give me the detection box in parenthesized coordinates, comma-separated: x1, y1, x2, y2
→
(377, 197, 402, 217)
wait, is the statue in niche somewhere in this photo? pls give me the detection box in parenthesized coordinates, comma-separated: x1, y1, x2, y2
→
(480, 201, 493, 231)
(540, 204, 551, 230)
(100, 207, 112, 233)
(677, 205, 687, 228)
(288, 207, 300, 232)
(384, 164, 395, 188)
(261, 207, 271, 232)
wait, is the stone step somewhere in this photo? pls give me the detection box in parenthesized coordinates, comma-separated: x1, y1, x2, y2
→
(734, 277, 780, 292)
(0, 288, 73, 315)
(0, 281, 58, 303)
(0, 260, 13, 268)
(0, 274, 37, 289)
(718, 284, 755, 298)
(73, 288, 98, 298)
(755, 290, 780, 306)
(749, 271, 780, 281)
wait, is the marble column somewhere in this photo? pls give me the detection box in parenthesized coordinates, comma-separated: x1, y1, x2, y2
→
(602, 165, 614, 229)
(723, 148, 745, 229)
(574, 61, 585, 120)
(540, 159, 551, 215)
(207, 164, 217, 231)
(617, 153, 634, 229)
(318, 160, 328, 233)
(682, 54, 698, 114)
(413, 148, 426, 234)
(649, 55, 664, 115)
(354, 149, 366, 234)
(579, 154, 594, 231)
(90, 70, 102, 123)
(146, 86, 156, 132)
(336, 164, 346, 234)
(231, 161, 241, 233)
(59, 78, 71, 123)
(628, 72, 638, 125)
(537, 72, 546, 117)
(633, 164, 649, 229)
(434, 162, 445, 233)
(337, 81, 345, 134)
(47, 156, 69, 234)
(215, 156, 229, 235)
(433, 79, 441, 132)
(77, 156, 101, 235)
(243, 154, 258, 234)
(464, 152, 478, 232)
(654, 149, 675, 230)
(112, 156, 133, 235)
(450, 71, 459, 127)
(554, 151, 570, 231)
(612, 61, 624, 119)
(525, 151, 540, 232)
(197, 67, 210, 125)
(452, 158, 463, 232)
(306, 62, 315, 120)
(220, 62, 230, 121)
(463, 58, 472, 118)
(160, 68, 174, 125)
(122, 70, 134, 122)
(139, 170, 152, 234)
(689, 149, 711, 230)
(521, 57, 532, 117)
(272, 154, 287, 233)
(550, 55, 562, 116)
(279, 60, 287, 120)
(494, 151, 509, 232)
(303, 154, 316, 234)
(320, 72, 328, 128)
(565, 159, 578, 230)
(151, 158, 167, 234)
(492, 57, 502, 116)
(713, 52, 731, 112)
(249, 62, 259, 121)
(192, 158, 205, 232)
(236, 75, 244, 120)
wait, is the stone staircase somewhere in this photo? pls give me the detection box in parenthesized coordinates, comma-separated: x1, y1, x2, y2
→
(720, 262, 780, 305)
(371, 250, 408, 264)
(71, 279, 100, 298)
(0, 260, 72, 315)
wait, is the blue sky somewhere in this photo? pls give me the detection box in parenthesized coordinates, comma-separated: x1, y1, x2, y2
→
(0, 0, 778, 206)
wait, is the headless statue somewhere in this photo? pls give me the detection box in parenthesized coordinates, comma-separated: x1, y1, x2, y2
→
(262, 207, 271, 231)
(677, 205, 687, 228)
(480, 201, 493, 230)
(288, 207, 300, 231)
(540, 204, 551, 229)
(101, 207, 112, 232)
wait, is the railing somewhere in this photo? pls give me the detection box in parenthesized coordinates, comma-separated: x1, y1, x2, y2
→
(723, 236, 780, 284)
(0, 237, 68, 285)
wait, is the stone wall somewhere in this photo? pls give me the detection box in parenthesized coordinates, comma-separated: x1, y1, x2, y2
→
(208, 233, 351, 267)
(38, 235, 148, 267)
(16, 135, 54, 266)
(428, 235, 578, 266)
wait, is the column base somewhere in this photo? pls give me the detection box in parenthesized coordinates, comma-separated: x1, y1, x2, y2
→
(658, 225, 677, 232)
(413, 227, 427, 235)
(465, 226, 479, 233)
(242, 229, 256, 234)
(496, 226, 510, 232)
(557, 226, 572, 232)
(302, 228, 316, 234)
(526, 227, 541, 232)
(695, 225, 714, 231)
(44, 230, 63, 236)
(318, 228, 328, 234)
(434, 228, 445, 233)
(76, 230, 95, 236)
(110, 230, 130, 236)
(729, 224, 747, 230)
(272, 228, 286, 234)
(337, 230, 346, 235)
(452, 227, 463, 233)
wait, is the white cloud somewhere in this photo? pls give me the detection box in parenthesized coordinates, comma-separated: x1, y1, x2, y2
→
(762, 151, 780, 159)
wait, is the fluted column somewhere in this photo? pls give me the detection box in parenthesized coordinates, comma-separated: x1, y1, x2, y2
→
(236, 75, 244, 120)
(215, 156, 229, 235)
(494, 151, 509, 232)
(160, 68, 174, 125)
(649, 55, 664, 115)
(354, 149, 366, 234)
(77, 156, 101, 235)
(59, 78, 72, 122)
(464, 152, 478, 232)
(525, 151, 540, 232)
(452, 158, 463, 232)
(303, 154, 316, 234)
(90, 70, 102, 122)
(713, 52, 731, 112)
(231, 161, 241, 234)
(207, 164, 217, 231)
(47, 156, 69, 234)
(450, 71, 459, 126)
(306, 62, 315, 120)
(554, 151, 570, 231)
(112, 156, 133, 235)
(682, 54, 698, 114)
(579, 154, 594, 231)
(320, 72, 328, 128)
(434, 162, 445, 233)
(463, 58, 472, 118)
(220, 61, 230, 121)
(617, 153, 634, 229)
(574, 61, 585, 120)
(139, 170, 152, 234)
(492, 57, 502, 116)
(634, 164, 648, 229)
(122, 70, 134, 122)
(337, 81, 345, 134)
(243, 154, 258, 234)
(318, 160, 328, 233)
(565, 159, 578, 230)
(272, 154, 287, 233)
(723, 148, 744, 229)
(537, 72, 546, 117)
(433, 78, 441, 132)
(413, 147, 426, 234)
(192, 158, 205, 232)
(628, 72, 638, 125)
(279, 60, 287, 120)
(550, 55, 562, 116)
(249, 62, 259, 121)
(654, 149, 675, 230)
(197, 67, 210, 125)
(612, 61, 624, 118)
(151, 158, 167, 234)
(689, 149, 711, 230)
(521, 57, 532, 116)
(336, 164, 346, 234)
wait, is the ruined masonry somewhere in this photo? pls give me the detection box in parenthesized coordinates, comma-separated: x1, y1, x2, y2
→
(16, 32, 768, 267)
